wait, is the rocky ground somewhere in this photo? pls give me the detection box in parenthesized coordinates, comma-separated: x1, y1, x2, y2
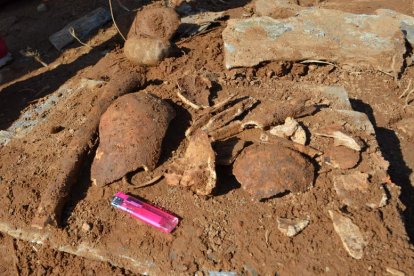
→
(0, 0, 414, 275)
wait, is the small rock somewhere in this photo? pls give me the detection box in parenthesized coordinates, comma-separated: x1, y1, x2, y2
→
(124, 37, 171, 66)
(324, 146, 360, 169)
(233, 143, 314, 200)
(333, 172, 388, 209)
(269, 117, 307, 145)
(291, 124, 307, 145)
(37, 3, 48, 12)
(82, 222, 92, 232)
(335, 171, 369, 192)
(277, 217, 310, 237)
(329, 210, 367, 259)
(318, 86, 352, 110)
(386, 267, 405, 276)
(270, 117, 298, 138)
(127, 7, 180, 41)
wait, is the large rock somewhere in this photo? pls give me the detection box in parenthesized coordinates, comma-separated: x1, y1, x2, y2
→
(255, 1, 414, 48)
(223, 8, 411, 75)
(91, 93, 175, 186)
(233, 143, 314, 200)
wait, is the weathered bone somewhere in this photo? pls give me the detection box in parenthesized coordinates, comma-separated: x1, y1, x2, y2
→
(202, 97, 257, 132)
(31, 54, 146, 229)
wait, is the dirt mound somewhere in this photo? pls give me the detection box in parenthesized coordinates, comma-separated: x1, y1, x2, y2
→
(0, 0, 414, 275)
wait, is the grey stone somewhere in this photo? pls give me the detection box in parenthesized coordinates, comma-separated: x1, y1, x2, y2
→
(223, 9, 408, 75)
(0, 78, 104, 145)
(49, 7, 111, 50)
(402, 22, 414, 46)
(319, 86, 352, 110)
(335, 110, 375, 135)
(0, 130, 13, 146)
(0, 78, 103, 145)
(375, 9, 414, 48)
(180, 11, 225, 36)
(82, 222, 92, 232)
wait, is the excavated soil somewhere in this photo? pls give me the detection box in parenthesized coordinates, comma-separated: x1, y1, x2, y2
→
(1, 0, 414, 275)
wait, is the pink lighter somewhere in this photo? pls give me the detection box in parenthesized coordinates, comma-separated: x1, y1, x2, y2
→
(111, 192, 179, 233)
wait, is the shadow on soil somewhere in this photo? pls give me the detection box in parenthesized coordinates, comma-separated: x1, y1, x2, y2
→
(351, 99, 414, 243)
(0, 37, 119, 130)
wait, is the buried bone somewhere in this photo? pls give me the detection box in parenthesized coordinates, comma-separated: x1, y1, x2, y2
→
(315, 126, 364, 151)
(241, 99, 317, 129)
(185, 94, 238, 137)
(31, 55, 146, 229)
(91, 93, 175, 187)
(233, 143, 315, 200)
(176, 75, 212, 109)
(270, 117, 307, 145)
(185, 96, 257, 139)
(165, 130, 217, 196)
(329, 210, 367, 260)
(202, 97, 257, 132)
(237, 128, 321, 159)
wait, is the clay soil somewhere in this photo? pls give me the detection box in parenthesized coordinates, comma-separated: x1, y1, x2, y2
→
(1, 0, 414, 275)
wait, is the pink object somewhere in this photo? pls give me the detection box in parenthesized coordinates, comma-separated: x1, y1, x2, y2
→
(0, 37, 12, 68)
(111, 192, 179, 233)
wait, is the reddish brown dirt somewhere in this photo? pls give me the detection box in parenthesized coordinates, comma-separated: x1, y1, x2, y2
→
(1, 0, 414, 275)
